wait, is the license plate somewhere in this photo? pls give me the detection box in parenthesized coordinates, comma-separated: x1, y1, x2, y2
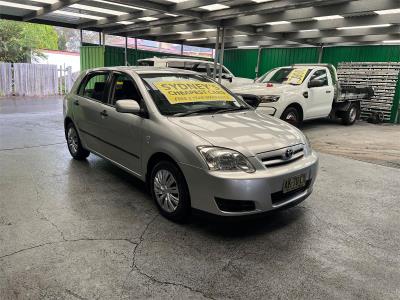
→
(283, 174, 306, 193)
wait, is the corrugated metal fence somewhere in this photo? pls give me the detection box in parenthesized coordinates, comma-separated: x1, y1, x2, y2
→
(0, 62, 74, 97)
(224, 47, 319, 79)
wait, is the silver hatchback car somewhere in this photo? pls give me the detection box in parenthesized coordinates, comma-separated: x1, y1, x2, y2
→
(64, 67, 318, 222)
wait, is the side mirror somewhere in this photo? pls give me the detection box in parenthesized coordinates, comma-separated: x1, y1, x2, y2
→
(308, 79, 324, 88)
(222, 74, 233, 83)
(116, 99, 141, 114)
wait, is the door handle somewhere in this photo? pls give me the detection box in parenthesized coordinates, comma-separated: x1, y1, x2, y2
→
(326, 90, 331, 94)
(100, 110, 108, 117)
(73, 100, 79, 106)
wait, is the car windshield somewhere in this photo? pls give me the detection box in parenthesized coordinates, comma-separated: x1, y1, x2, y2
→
(140, 73, 250, 116)
(260, 67, 311, 85)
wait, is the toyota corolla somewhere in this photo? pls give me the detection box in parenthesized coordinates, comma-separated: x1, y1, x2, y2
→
(64, 67, 318, 222)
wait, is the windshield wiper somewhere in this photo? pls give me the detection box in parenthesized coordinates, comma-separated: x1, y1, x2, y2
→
(214, 106, 250, 114)
(173, 107, 226, 117)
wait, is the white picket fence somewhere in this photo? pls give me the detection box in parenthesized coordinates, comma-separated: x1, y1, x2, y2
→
(0, 62, 75, 97)
(0, 63, 12, 97)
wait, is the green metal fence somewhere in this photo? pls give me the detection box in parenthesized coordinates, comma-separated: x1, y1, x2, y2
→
(260, 47, 319, 75)
(223, 47, 319, 79)
(80, 46, 105, 71)
(223, 49, 259, 79)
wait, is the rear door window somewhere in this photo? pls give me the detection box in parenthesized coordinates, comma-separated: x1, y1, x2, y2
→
(138, 60, 154, 66)
(167, 61, 186, 69)
(79, 72, 110, 103)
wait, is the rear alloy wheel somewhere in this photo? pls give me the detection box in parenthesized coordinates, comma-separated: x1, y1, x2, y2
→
(150, 161, 190, 222)
(281, 107, 302, 127)
(341, 103, 359, 125)
(66, 123, 90, 160)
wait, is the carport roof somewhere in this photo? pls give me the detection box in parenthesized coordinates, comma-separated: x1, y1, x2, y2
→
(1, 0, 400, 49)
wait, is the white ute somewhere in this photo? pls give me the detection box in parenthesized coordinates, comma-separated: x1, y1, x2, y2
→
(137, 57, 253, 88)
(231, 64, 373, 127)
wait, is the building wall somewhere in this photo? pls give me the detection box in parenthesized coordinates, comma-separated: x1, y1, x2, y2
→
(34, 49, 81, 73)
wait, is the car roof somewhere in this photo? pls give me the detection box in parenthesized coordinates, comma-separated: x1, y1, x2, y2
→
(85, 66, 200, 75)
(138, 57, 214, 64)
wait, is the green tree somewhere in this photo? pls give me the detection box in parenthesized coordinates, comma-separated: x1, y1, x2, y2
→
(0, 20, 58, 62)
(58, 32, 67, 51)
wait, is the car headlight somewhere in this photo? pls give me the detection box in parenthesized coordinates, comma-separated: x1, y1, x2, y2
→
(197, 146, 255, 173)
(259, 95, 280, 103)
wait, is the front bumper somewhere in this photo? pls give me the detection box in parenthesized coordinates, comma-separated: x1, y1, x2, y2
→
(179, 151, 319, 216)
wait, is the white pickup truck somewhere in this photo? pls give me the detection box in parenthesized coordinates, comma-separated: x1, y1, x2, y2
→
(137, 57, 253, 88)
(231, 64, 373, 127)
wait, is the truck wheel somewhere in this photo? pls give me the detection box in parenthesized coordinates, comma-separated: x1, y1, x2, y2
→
(341, 103, 359, 125)
(281, 107, 301, 127)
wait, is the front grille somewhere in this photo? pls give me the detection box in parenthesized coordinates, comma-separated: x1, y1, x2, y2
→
(215, 198, 256, 212)
(257, 144, 304, 168)
(271, 180, 311, 205)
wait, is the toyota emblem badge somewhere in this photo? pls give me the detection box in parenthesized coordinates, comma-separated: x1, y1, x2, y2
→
(284, 148, 294, 160)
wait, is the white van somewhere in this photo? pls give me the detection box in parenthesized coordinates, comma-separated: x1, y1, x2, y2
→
(137, 57, 253, 88)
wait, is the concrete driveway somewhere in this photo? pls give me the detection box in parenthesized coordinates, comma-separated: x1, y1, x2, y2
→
(0, 97, 399, 299)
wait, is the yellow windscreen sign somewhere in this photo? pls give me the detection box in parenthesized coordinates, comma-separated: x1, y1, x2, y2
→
(154, 81, 233, 104)
(285, 68, 309, 85)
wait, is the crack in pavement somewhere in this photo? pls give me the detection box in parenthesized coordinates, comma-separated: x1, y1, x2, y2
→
(120, 214, 216, 300)
(119, 214, 159, 299)
(32, 174, 67, 242)
(0, 238, 137, 260)
(65, 288, 89, 300)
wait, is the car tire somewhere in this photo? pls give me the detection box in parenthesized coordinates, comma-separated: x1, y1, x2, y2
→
(150, 161, 191, 222)
(281, 106, 302, 127)
(341, 103, 359, 125)
(66, 122, 90, 160)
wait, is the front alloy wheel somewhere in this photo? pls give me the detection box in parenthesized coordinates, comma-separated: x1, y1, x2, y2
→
(154, 169, 180, 213)
(150, 161, 190, 222)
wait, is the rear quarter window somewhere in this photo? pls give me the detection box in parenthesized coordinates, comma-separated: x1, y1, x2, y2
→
(138, 60, 154, 66)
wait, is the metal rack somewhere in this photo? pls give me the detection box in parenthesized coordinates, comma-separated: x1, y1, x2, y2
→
(337, 62, 400, 122)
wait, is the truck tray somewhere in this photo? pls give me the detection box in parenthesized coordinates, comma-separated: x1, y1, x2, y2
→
(336, 85, 374, 102)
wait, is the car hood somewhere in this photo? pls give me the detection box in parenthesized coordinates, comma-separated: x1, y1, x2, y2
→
(168, 110, 304, 156)
(231, 83, 300, 96)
